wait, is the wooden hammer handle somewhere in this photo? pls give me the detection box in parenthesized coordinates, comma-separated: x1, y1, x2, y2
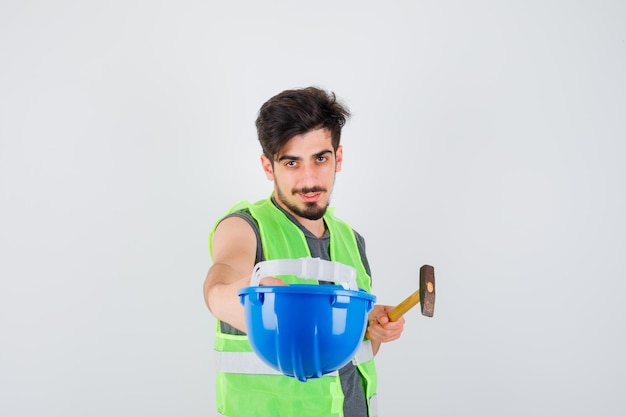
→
(364, 289, 420, 339)
(387, 289, 420, 322)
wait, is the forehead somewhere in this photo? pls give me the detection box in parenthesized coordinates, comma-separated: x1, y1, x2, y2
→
(276, 128, 333, 159)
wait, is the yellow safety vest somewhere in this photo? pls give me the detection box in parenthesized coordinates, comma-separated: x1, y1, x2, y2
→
(209, 198, 379, 417)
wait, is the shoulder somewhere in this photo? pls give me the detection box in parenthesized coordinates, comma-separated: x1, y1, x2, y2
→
(210, 214, 258, 269)
(213, 209, 259, 244)
(353, 229, 367, 248)
(212, 214, 256, 245)
(224, 208, 258, 231)
(214, 209, 264, 264)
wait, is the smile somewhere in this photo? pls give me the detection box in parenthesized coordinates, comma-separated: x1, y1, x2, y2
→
(300, 192, 321, 202)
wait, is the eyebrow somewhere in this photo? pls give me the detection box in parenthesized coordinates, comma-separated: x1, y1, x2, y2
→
(277, 149, 334, 162)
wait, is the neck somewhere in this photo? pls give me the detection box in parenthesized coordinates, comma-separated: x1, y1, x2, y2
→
(300, 218, 326, 239)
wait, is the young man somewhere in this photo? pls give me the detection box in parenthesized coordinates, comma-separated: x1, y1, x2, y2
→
(203, 87, 405, 417)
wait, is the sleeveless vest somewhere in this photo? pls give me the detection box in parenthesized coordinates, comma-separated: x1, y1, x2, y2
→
(209, 198, 379, 417)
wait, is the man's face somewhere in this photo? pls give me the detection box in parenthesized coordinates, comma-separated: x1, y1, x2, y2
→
(261, 128, 343, 222)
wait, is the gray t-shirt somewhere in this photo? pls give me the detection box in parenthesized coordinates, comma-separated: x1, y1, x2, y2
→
(219, 199, 372, 417)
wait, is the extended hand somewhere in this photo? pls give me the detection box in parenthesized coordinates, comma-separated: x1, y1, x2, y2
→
(258, 277, 287, 286)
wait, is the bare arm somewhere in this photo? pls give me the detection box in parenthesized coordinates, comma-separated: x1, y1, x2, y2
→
(203, 216, 258, 333)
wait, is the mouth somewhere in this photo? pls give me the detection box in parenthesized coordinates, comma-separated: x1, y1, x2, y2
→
(299, 191, 322, 202)
(296, 188, 325, 203)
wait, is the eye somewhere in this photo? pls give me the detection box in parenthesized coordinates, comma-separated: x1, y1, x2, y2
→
(285, 160, 297, 168)
(316, 155, 328, 163)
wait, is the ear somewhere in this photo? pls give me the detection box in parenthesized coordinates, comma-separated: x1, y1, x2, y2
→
(260, 154, 275, 180)
(335, 145, 343, 173)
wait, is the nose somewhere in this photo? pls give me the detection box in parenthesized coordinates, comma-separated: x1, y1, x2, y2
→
(300, 162, 319, 185)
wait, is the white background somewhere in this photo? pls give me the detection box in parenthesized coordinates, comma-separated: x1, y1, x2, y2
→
(1, 1, 625, 416)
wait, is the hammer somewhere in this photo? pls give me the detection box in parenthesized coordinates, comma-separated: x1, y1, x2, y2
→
(389, 264, 435, 320)
(366, 265, 435, 337)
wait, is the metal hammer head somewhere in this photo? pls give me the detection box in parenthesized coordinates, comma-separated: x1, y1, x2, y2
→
(419, 265, 435, 317)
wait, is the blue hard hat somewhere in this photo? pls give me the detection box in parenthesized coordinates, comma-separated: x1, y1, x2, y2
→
(238, 258, 376, 382)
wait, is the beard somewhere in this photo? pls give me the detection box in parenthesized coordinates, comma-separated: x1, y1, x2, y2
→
(275, 185, 329, 221)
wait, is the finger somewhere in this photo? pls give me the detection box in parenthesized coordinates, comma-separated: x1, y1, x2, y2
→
(259, 277, 287, 286)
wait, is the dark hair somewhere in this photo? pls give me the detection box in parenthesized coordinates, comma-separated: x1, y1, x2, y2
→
(255, 86, 351, 160)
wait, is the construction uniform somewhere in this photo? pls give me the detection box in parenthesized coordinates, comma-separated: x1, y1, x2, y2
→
(209, 197, 379, 417)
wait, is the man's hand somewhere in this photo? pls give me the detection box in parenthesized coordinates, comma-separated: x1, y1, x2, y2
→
(366, 304, 405, 354)
(259, 277, 287, 286)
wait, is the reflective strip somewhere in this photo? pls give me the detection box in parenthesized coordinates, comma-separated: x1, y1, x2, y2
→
(214, 350, 339, 376)
(215, 350, 282, 375)
(215, 340, 372, 376)
(368, 394, 378, 416)
(353, 340, 374, 365)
